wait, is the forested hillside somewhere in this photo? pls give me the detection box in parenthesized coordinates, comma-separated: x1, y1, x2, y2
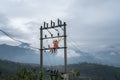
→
(0, 60, 120, 80)
(68, 63, 120, 80)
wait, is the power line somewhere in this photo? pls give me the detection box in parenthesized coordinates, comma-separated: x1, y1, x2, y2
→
(0, 29, 25, 43)
(29, 46, 39, 50)
(0, 29, 39, 50)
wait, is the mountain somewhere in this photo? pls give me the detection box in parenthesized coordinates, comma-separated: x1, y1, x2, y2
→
(70, 44, 120, 67)
(0, 44, 61, 65)
(68, 63, 120, 80)
(0, 59, 120, 80)
(0, 59, 38, 76)
(0, 44, 120, 67)
(0, 44, 40, 63)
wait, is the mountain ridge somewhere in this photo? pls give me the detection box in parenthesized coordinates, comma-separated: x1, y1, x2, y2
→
(0, 59, 120, 80)
(0, 43, 120, 67)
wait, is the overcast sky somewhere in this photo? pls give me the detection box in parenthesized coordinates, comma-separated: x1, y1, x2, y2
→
(0, 0, 120, 52)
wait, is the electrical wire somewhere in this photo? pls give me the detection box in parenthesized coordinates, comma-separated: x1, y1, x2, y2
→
(0, 29, 39, 50)
(68, 52, 79, 64)
(0, 28, 94, 65)
(0, 29, 25, 43)
(54, 28, 59, 32)
(0, 28, 82, 71)
(68, 35, 104, 64)
(45, 52, 52, 66)
(46, 29, 52, 35)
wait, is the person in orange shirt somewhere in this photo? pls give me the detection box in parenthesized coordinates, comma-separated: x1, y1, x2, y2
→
(50, 40, 59, 53)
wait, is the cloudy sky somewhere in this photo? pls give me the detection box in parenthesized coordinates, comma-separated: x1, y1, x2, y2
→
(0, 0, 120, 52)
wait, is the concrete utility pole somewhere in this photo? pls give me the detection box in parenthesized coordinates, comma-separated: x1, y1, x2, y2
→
(40, 19, 67, 80)
(63, 22, 67, 73)
(40, 26, 43, 80)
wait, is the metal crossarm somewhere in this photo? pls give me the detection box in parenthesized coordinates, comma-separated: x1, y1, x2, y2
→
(41, 24, 65, 30)
(42, 35, 64, 39)
(41, 47, 67, 50)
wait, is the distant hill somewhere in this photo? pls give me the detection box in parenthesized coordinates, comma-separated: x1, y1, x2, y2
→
(0, 59, 39, 76)
(0, 59, 120, 80)
(68, 63, 120, 80)
(71, 44, 120, 67)
(0, 44, 40, 63)
(0, 43, 120, 67)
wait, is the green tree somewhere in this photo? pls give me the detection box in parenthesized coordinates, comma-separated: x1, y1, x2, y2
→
(76, 71, 80, 77)
(9, 67, 39, 80)
(0, 69, 2, 76)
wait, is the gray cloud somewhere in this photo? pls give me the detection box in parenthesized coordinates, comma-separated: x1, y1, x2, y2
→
(0, 13, 9, 26)
(0, 13, 33, 44)
(0, 0, 120, 66)
(0, 0, 120, 50)
(66, 0, 120, 48)
(0, 0, 70, 19)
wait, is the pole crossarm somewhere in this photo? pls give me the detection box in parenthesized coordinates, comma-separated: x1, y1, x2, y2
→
(40, 47, 67, 50)
(42, 35, 64, 39)
(41, 24, 65, 30)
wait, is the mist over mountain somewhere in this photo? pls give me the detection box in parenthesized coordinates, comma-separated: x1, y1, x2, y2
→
(0, 44, 120, 67)
(73, 44, 120, 67)
(0, 44, 39, 63)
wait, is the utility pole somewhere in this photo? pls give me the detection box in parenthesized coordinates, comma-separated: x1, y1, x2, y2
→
(39, 19, 67, 80)
(64, 22, 67, 73)
(40, 26, 43, 80)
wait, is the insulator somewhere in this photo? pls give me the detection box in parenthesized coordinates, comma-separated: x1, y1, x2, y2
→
(52, 22, 54, 28)
(58, 19, 60, 25)
(40, 26, 42, 29)
(51, 34, 53, 37)
(47, 23, 48, 28)
(53, 22, 55, 27)
(57, 33, 59, 36)
(64, 22, 66, 26)
(48, 45, 50, 48)
(44, 22, 46, 28)
(44, 50, 46, 53)
(60, 20, 62, 25)
(45, 35, 47, 38)
(51, 20, 53, 27)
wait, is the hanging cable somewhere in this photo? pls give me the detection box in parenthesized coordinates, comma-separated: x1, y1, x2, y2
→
(0, 29, 25, 43)
(54, 28, 59, 32)
(44, 52, 52, 66)
(68, 36, 85, 55)
(47, 53, 52, 66)
(68, 35, 104, 64)
(0, 29, 39, 50)
(46, 29, 52, 35)
(60, 27, 64, 31)
(68, 50, 80, 64)
(29, 46, 39, 50)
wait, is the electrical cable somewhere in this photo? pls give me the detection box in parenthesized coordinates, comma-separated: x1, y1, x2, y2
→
(0, 29, 25, 43)
(46, 29, 52, 35)
(0, 29, 39, 50)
